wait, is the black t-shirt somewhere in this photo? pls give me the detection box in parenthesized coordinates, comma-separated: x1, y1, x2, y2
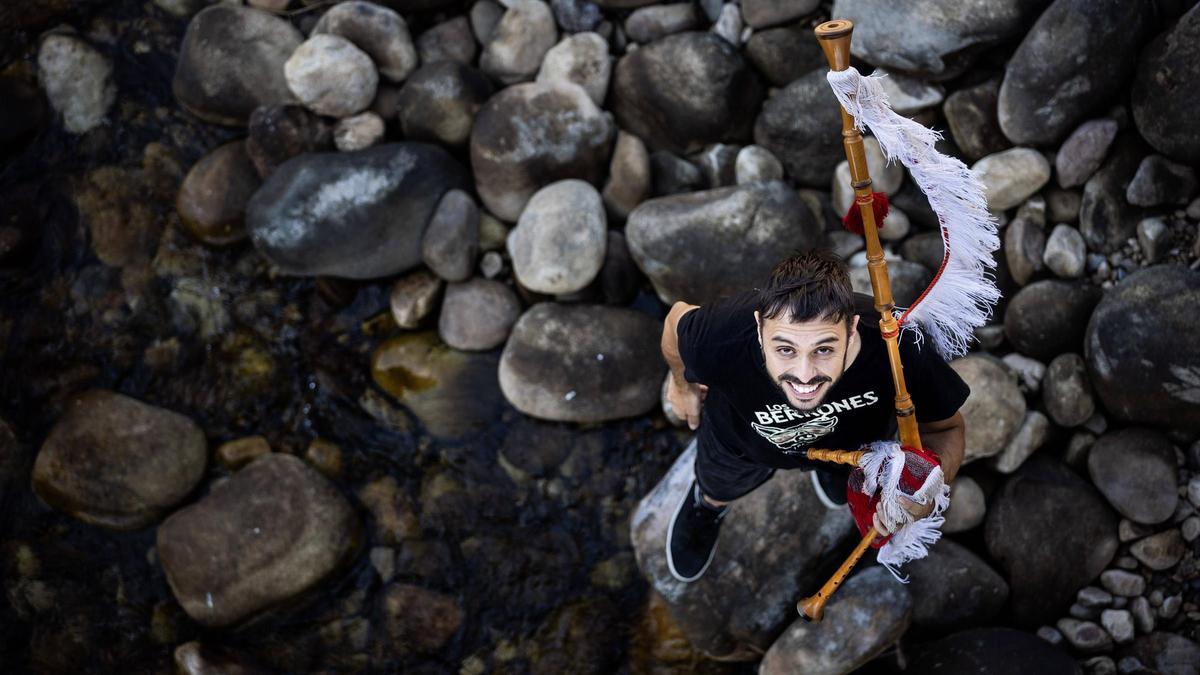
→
(677, 291, 971, 470)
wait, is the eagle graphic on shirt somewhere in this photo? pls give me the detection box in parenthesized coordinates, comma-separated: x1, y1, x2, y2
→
(751, 415, 839, 451)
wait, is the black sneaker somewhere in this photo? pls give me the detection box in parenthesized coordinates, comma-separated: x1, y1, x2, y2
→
(666, 481, 728, 582)
(811, 469, 848, 509)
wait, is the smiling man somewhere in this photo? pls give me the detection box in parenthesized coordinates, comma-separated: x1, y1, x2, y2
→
(660, 249, 969, 582)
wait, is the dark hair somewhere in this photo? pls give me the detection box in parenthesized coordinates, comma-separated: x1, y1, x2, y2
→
(755, 249, 855, 325)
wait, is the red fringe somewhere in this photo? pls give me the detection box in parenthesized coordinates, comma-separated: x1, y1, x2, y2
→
(842, 192, 890, 236)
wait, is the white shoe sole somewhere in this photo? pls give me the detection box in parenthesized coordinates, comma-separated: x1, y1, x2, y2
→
(811, 470, 847, 511)
(665, 483, 719, 583)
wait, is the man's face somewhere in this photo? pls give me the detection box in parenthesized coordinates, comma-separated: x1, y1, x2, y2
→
(755, 311, 859, 411)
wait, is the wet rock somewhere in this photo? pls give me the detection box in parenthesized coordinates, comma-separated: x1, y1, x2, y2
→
(743, 21, 827, 87)
(735, 145, 784, 185)
(850, 259, 931, 307)
(416, 16, 477, 65)
(1005, 280, 1101, 361)
(470, 80, 613, 221)
(438, 279, 521, 351)
(951, 355, 1026, 463)
(991, 410, 1050, 474)
(1129, 530, 1185, 571)
(613, 31, 763, 156)
(372, 332, 504, 438)
(602, 131, 651, 221)
(985, 457, 1119, 625)
(246, 143, 471, 279)
(943, 475, 985, 533)
(1131, 5, 1200, 165)
(333, 112, 384, 152)
(1087, 429, 1178, 525)
(157, 454, 359, 627)
(480, 0, 559, 84)
(830, 0, 1040, 79)
(37, 33, 114, 135)
(176, 141, 261, 246)
(754, 69, 843, 187)
(312, 1, 417, 82)
(907, 538, 1008, 632)
(1080, 134, 1148, 253)
(972, 148, 1051, 212)
(1056, 119, 1119, 189)
(245, 104, 333, 179)
(760, 567, 911, 674)
(381, 583, 463, 655)
(422, 189, 480, 283)
(215, 436, 271, 471)
(1123, 632, 1200, 675)
(499, 303, 663, 422)
(32, 390, 207, 530)
(1043, 224, 1086, 279)
(627, 180, 821, 305)
(909, 627, 1082, 674)
(943, 78, 1009, 163)
(631, 443, 856, 657)
(508, 179, 606, 294)
(536, 32, 610, 105)
(551, 0, 603, 33)
(1085, 266, 1200, 432)
(1043, 353, 1095, 427)
(1057, 618, 1113, 653)
(398, 61, 494, 148)
(173, 5, 302, 126)
(1126, 155, 1197, 207)
(390, 270, 442, 329)
(998, 0, 1154, 146)
(285, 34, 377, 118)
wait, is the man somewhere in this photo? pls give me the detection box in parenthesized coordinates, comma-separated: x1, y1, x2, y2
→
(661, 249, 969, 582)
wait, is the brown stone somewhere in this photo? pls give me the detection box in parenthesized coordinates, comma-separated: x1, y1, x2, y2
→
(176, 141, 260, 246)
(215, 436, 271, 470)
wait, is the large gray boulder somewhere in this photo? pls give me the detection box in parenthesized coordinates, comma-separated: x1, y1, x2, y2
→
(499, 303, 664, 423)
(631, 443, 857, 658)
(1086, 265, 1200, 433)
(910, 628, 1082, 674)
(245, 143, 471, 279)
(157, 454, 360, 627)
(753, 69, 844, 187)
(1132, 5, 1200, 165)
(32, 390, 207, 530)
(1004, 280, 1102, 361)
(905, 538, 1009, 632)
(625, 180, 822, 305)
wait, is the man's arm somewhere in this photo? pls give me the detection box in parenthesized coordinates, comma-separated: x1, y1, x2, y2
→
(662, 301, 707, 430)
(918, 411, 965, 484)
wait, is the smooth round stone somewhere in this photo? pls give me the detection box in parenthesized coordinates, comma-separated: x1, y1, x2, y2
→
(734, 145, 783, 185)
(285, 34, 378, 118)
(1126, 155, 1198, 207)
(32, 390, 207, 530)
(551, 0, 603, 33)
(943, 78, 1010, 163)
(1085, 266, 1200, 432)
(1087, 428, 1178, 525)
(741, 0, 820, 29)
(536, 32, 610, 106)
(416, 16, 477, 66)
(1056, 119, 1119, 189)
(1132, 6, 1200, 164)
(1004, 208, 1046, 286)
(1042, 353, 1095, 427)
(743, 21, 828, 87)
(245, 104, 332, 179)
(37, 33, 115, 135)
(438, 279, 521, 351)
(1043, 224, 1086, 279)
(1004, 280, 1102, 361)
(601, 130, 651, 221)
(1056, 618, 1112, 653)
(499, 303, 663, 422)
(470, 80, 613, 222)
(909, 628, 1081, 674)
(950, 355, 1025, 463)
(390, 269, 443, 329)
(470, 0, 505, 44)
(480, 0, 559, 84)
(1099, 569, 1144, 597)
(1129, 530, 1185, 571)
(624, 3, 700, 44)
(990, 410, 1051, 475)
(754, 69, 843, 187)
(900, 231, 945, 272)
(333, 111, 385, 152)
(397, 61, 494, 148)
(507, 179, 607, 295)
(215, 436, 271, 471)
(422, 189, 480, 283)
(176, 141, 261, 246)
(943, 475, 985, 533)
(906, 538, 1008, 632)
(173, 5, 302, 126)
(1046, 187, 1082, 223)
(972, 148, 1051, 212)
(312, 1, 417, 82)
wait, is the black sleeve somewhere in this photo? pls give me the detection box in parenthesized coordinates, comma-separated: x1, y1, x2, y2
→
(675, 292, 757, 386)
(900, 336, 971, 423)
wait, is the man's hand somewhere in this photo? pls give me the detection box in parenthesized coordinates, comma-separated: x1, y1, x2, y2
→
(667, 376, 708, 430)
(872, 495, 935, 535)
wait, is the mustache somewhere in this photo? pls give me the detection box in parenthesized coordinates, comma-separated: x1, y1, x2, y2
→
(779, 374, 831, 386)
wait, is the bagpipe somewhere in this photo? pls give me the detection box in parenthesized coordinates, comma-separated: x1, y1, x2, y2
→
(796, 20, 1001, 622)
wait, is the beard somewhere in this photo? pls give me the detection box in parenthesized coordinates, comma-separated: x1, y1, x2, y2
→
(774, 373, 836, 410)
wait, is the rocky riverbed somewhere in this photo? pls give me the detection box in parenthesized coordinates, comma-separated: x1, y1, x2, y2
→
(2, 0, 1200, 673)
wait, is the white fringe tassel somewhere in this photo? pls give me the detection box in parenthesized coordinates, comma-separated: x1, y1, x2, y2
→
(826, 68, 1001, 359)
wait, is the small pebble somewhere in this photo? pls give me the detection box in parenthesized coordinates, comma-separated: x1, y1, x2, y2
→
(1077, 586, 1114, 608)
(1100, 608, 1134, 644)
(1036, 625, 1064, 645)
(1182, 516, 1200, 542)
(1130, 596, 1154, 634)
(1159, 594, 1182, 619)
(1114, 556, 1138, 570)
(1085, 656, 1116, 675)
(1149, 590, 1163, 607)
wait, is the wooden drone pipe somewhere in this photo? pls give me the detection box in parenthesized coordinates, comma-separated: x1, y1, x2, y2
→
(804, 448, 864, 466)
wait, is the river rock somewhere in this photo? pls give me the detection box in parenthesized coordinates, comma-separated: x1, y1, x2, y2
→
(943, 78, 1010, 163)
(909, 628, 1083, 674)
(1087, 429, 1178, 525)
(631, 442, 857, 657)
(37, 33, 114, 135)
(499, 303, 663, 422)
(1085, 266, 1200, 432)
(32, 390, 206, 530)
(1043, 353, 1094, 427)
(1004, 280, 1101, 361)
(1043, 224, 1086, 279)
(157, 454, 359, 627)
(991, 410, 1050, 474)
(480, 0, 559, 84)
(332, 112, 384, 152)
(1126, 155, 1198, 207)
(874, 68, 946, 115)
(397, 61, 494, 148)
(1099, 569, 1144, 597)
(173, 642, 265, 675)
(743, 21, 827, 87)
(312, 1, 417, 82)
(438, 279, 521, 351)
(760, 567, 911, 674)
(471, 0, 504, 43)
(1057, 618, 1113, 653)
(285, 34, 377, 118)
(997, 0, 1154, 146)
(1132, 5, 1200, 165)
(830, 0, 1042, 79)
(1079, 133, 1148, 253)
(416, 16, 475, 64)
(711, 2, 742, 46)
(1003, 208, 1046, 286)
(246, 143, 471, 279)
(173, 5, 302, 126)
(951, 355, 1026, 463)
(1129, 529, 1185, 571)
(372, 332, 504, 438)
(850, 259, 931, 307)
(741, 0, 819, 29)
(754, 69, 843, 187)
(422, 189, 479, 282)
(1056, 119, 1119, 189)
(508, 179, 607, 294)
(551, 0, 602, 33)
(390, 270, 442, 329)
(734, 145, 784, 185)
(906, 538, 1008, 632)
(245, 104, 333, 179)
(602, 130, 651, 221)
(536, 32, 610, 105)
(985, 456, 1119, 625)
(626, 180, 822, 305)
(1122, 632, 1200, 675)
(470, 80, 613, 221)
(625, 4, 700, 44)
(972, 148, 1051, 212)
(613, 31, 763, 156)
(177, 141, 261, 246)
(943, 475, 985, 533)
